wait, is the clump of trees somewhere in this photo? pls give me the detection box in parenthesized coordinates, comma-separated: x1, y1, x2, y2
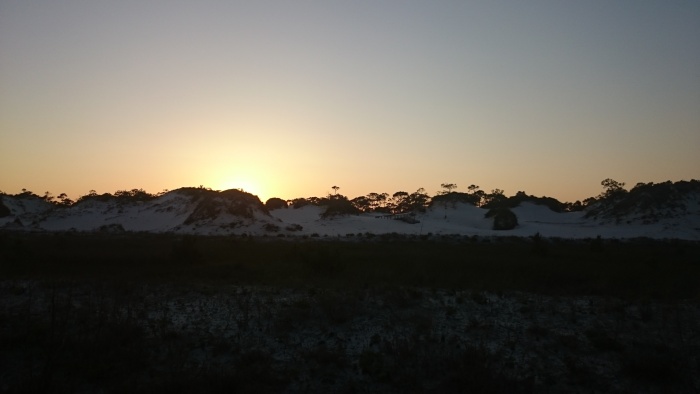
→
(321, 193, 360, 218)
(585, 179, 700, 223)
(351, 189, 431, 214)
(391, 189, 431, 213)
(426, 184, 526, 210)
(289, 188, 431, 215)
(32, 188, 161, 206)
(491, 191, 583, 213)
(431, 184, 480, 209)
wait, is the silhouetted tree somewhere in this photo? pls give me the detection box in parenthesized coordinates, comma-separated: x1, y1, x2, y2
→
(482, 189, 507, 208)
(18, 189, 36, 198)
(584, 179, 631, 221)
(436, 184, 458, 219)
(598, 178, 627, 199)
(307, 197, 323, 206)
(351, 195, 371, 212)
(332, 185, 340, 195)
(56, 193, 74, 206)
(440, 183, 457, 195)
(391, 191, 410, 213)
(366, 192, 390, 212)
(467, 184, 486, 206)
(406, 188, 430, 212)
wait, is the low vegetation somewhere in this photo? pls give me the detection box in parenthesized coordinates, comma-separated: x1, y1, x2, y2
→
(1, 232, 699, 392)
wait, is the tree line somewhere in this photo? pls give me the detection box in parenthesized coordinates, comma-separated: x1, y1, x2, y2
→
(3, 179, 699, 217)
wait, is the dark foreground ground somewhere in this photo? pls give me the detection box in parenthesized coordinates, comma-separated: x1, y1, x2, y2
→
(1, 232, 699, 393)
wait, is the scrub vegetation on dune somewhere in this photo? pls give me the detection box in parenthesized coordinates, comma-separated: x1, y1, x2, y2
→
(1, 179, 699, 239)
(3, 178, 698, 216)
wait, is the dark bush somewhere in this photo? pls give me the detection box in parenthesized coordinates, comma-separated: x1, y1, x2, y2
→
(504, 191, 569, 212)
(290, 198, 310, 209)
(321, 195, 359, 218)
(485, 207, 518, 230)
(265, 197, 288, 210)
(263, 223, 280, 232)
(285, 224, 303, 232)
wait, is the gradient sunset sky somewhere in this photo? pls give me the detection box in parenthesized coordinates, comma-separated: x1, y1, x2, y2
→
(1, 1, 698, 202)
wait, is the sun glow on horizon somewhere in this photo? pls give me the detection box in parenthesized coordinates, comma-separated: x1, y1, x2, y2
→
(213, 178, 265, 202)
(212, 174, 268, 201)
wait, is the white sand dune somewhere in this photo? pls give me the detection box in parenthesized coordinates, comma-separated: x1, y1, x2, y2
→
(1, 191, 699, 240)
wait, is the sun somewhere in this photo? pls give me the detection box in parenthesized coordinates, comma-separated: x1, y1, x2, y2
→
(214, 175, 267, 200)
(219, 178, 258, 195)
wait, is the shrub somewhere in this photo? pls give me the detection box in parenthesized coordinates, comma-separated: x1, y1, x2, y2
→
(485, 207, 518, 230)
(290, 198, 310, 209)
(265, 197, 288, 210)
(321, 195, 360, 218)
(263, 223, 280, 232)
(285, 224, 303, 232)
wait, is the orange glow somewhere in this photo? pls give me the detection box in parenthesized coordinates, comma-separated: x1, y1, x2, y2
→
(212, 176, 262, 199)
(211, 173, 267, 201)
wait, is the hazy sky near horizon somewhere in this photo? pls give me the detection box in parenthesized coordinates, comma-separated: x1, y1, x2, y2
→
(1, 1, 698, 202)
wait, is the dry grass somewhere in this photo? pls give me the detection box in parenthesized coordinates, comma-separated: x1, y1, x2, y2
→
(1, 232, 699, 392)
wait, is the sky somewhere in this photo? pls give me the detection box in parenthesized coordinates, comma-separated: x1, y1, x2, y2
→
(1, 1, 698, 203)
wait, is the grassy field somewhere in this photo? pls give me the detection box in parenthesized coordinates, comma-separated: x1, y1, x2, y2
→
(1, 232, 699, 392)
